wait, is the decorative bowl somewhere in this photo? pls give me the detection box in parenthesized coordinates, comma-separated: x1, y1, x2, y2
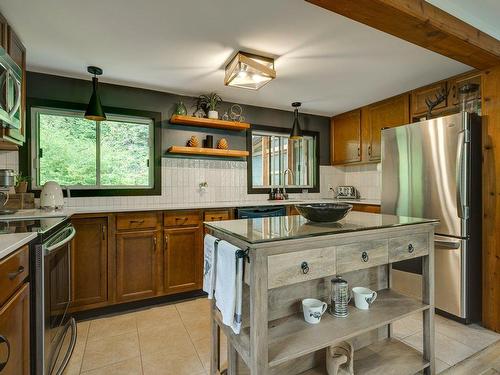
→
(295, 203, 353, 223)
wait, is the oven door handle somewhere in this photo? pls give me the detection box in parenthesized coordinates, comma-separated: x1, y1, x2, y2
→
(45, 226, 76, 254)
(54, 318, 77, 375)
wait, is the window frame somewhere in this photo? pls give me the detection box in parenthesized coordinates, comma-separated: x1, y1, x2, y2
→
(246, 125, 320, 194)
(21, 98, 162, 197)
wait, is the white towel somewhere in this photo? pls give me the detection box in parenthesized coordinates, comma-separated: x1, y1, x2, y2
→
(215, 240, 244, 334)
(203, 234, 219, 299)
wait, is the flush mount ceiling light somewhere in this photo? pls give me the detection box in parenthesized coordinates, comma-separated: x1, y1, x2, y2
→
(224, 51, 276, 90)
(85, 66, 106, 121)
(290, 102, 303, 140)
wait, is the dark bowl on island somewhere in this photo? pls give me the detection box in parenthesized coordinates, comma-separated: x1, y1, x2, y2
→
(295, 203, 353, 223)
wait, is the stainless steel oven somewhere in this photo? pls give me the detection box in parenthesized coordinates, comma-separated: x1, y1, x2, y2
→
(0, 47, 22, 130)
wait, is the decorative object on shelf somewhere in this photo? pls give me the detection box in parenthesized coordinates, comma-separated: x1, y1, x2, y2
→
(329, 276, 351, 318)
(197, 92, 222, 119)
(204, 135, 214, 148)
(193, 108, 205, 118)
(458, 83, 480, 114)
(225, 51, 276, 90)
(290, 102, 303, 140)
(217, 138, 229, 150)
(15, 172, 31, 194)
(302, 298, 328, 324)
(221, 111, 229, 121)
(424, 87, 449, 119)
(352, 287, 378, 310)
(187, 136, 200, 147)
(174, 100, 187, 116)
(326, 341, 354, 375)
(229, 104, 244, 122)
(84, 66, 106, 121)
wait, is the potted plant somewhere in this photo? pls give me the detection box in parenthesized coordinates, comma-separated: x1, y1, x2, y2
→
(197, 92, 222, 119)
(15, 172, 31, 194)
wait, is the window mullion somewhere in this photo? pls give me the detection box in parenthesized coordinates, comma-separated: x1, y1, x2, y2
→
(96, 121, 101, 187)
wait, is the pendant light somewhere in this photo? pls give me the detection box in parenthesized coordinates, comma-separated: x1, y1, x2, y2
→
(85, 66, 106, 121)
(290, 102, 303, 140)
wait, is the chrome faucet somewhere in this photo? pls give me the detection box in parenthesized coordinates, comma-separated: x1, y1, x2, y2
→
(282, 168, 294, 199)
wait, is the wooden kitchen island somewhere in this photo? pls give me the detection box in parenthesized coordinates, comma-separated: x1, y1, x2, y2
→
(205, 212, 438, 375)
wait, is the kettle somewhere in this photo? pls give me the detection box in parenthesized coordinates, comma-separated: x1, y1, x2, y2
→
(40, 181, 64, 210)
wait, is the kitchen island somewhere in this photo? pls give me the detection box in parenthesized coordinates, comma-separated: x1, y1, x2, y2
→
(205, 212, 437, 375)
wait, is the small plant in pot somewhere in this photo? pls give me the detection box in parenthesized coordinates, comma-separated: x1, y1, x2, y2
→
(15, 172, 31, 194)
(197, 92, 222, 119)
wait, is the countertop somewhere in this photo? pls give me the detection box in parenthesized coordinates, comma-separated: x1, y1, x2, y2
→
(0, 232, 37, 260)
(205, 212, 437, 244)
(0, 198, 381, 220)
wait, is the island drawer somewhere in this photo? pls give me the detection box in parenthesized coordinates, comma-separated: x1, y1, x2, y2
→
(116, 212, 159, 231)
(204, 210, 230, 222)
(389, 233, 429, 262)
(267, 247, 336, 289)
(336, 239, 388, 274)
(164, 210, 201, 227)
(0, 245, 29, 306)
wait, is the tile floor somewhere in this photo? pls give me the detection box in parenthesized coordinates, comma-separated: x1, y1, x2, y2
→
(64, 297, 499, 375)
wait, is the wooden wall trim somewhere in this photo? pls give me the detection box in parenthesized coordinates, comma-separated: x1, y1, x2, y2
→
(306, 0, 500, 70)
(481, 65, 500, 332)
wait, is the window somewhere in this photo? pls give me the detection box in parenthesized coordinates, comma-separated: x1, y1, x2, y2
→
(31, 107, 154, 190)
(248, 128, 318, 193)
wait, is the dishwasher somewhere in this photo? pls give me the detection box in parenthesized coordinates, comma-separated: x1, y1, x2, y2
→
(236, 206, 286, 219)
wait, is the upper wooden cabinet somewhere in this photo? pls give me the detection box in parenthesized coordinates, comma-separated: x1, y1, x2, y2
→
(449, 72, 482, 107)
(70, 217, 108, 310)
(411, 81, 448, 116)
(331, 109, 361, 165)
(0, 13, 7, 49)
(362, 94, 410, 162)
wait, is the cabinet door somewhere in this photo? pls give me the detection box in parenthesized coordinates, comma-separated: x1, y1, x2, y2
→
(116, 231, 159, 302)
(164, 226, 202, 294)
(0, 283, 30, 375)
(411, 82, 448, 116)
(5, 26, 26, 144)
(449, 72, 482, 106)
(0, 13, 7, 49)
(364, 94, 410, 161)
(331, 109, 361, 165)
(70, 217, 108, 310)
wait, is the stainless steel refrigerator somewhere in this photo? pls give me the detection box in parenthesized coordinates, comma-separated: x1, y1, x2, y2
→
(381, 112, 482, 323)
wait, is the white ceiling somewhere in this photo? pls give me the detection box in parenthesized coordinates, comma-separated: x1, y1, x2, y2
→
(0, 0, 476, 116)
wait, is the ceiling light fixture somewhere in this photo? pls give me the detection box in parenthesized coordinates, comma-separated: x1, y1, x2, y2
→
(290, 102, 303, 140)
(224, 51, 276, 90)
(85, 66, 106, 121)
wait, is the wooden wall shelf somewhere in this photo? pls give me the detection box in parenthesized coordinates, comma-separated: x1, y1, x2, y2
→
(170, 115, 250, 131)
(166, 146, 249, 158)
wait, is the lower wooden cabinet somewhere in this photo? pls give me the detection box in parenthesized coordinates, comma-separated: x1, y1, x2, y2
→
(70, 217, 108, 310)
(116, 230, 161, 302)
(164, 226, 202, 294)
(0, 283, 30, 375)
(351, 204, 381, 213)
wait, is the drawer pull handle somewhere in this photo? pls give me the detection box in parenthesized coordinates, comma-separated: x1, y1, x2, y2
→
(130, 219, 145, 224)
(301, 261, 309, 274)
(7, 266, 25, 280)
(0, 335, 10, 371)
(408, 244, 414, 253)
(361, 251, 369, 262)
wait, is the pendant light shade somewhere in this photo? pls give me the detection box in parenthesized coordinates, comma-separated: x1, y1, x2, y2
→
(290, 102, 303, 140)
(85, 66, 106, 121)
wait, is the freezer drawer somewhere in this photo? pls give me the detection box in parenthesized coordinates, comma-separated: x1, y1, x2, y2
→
(434, 236, 466, 318)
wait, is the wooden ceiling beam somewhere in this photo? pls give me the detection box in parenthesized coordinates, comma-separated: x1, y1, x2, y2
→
(306, 0, 500, 70)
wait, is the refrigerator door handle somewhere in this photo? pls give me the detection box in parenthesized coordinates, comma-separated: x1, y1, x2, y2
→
(435, 237, 461, 249)
(456, 131, 467, 219)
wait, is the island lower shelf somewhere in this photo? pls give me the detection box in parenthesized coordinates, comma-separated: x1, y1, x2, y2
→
(299, 338, 429, 375)
(216, 289, 430, 369)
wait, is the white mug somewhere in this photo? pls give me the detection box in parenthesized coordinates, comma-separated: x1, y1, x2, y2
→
(352, 287, 378, 310)
(302, 298, 328, 324)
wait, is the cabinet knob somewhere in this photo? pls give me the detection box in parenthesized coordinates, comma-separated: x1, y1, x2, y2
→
(361, 251, 369, 262)
(7, 265, 25, 280)
(301, 261, 310, 274)
(408, 244, 414, 253)
(0, 335, 10, 372)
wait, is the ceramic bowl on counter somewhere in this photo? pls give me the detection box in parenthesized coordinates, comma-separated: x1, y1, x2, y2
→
(295, 203, 353, 223)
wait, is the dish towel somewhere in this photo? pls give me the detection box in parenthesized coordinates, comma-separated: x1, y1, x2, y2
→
(203, 234, 219, 299)
(215, 240, 244, 334)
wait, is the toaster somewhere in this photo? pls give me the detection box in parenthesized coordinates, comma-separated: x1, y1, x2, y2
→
(335, 186, 359, 199)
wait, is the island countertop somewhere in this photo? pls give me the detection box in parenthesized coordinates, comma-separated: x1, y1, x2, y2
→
(204, 211, 438, 244)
